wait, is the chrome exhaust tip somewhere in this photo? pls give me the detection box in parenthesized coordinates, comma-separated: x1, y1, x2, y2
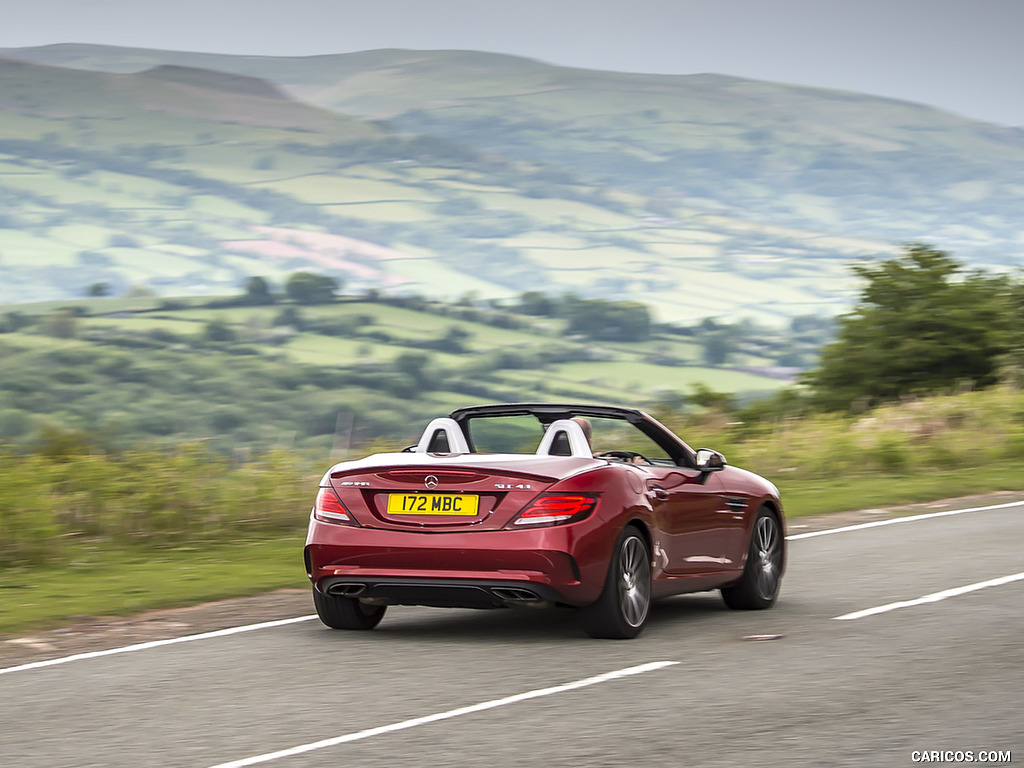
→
(492, 587, 542, 602)
(328, 583, 367, 597)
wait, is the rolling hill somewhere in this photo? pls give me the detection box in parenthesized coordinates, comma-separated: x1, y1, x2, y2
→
(1, 44, 1022, 324)
(0, 290, 814, 454)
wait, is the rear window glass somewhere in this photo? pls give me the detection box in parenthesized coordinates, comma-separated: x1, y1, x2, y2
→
(463, 413, 671, 462)
(465, 415, 545, 454)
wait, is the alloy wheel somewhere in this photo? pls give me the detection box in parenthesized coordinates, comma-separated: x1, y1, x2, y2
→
(617, 535, 652, 627)
(754, 514, 781, 600)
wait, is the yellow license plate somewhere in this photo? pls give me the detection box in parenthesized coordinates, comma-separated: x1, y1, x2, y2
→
(387, 493, 479, 516)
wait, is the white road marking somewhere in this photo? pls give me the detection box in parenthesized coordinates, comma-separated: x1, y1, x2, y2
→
(787, 499, 1024, 541)
(834, 571, 1024, 621)
(205, 660, 679, 768)
(3, 498, 1019, 677)
(0, 615, 317, 676)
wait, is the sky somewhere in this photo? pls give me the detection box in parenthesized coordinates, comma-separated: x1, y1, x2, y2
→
(1, 0, 1023, 126)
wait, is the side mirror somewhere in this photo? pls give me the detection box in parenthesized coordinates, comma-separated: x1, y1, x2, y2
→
(695, 449, 727, 471)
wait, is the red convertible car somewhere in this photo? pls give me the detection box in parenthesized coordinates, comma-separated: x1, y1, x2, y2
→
(304, 403, 785, 639)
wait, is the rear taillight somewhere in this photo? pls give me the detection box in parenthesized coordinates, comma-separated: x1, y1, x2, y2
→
(512, 494, 598, 527)
(313, 487, 354, 525)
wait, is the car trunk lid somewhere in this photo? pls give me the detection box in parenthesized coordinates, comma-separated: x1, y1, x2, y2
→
(327, 453, 598, 531)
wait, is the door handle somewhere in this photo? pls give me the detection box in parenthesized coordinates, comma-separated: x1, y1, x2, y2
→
(649, 487, 669, 502)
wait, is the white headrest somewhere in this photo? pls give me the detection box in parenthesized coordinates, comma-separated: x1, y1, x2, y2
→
(536, 419, 593, 458)
(415, 417, 471, 454)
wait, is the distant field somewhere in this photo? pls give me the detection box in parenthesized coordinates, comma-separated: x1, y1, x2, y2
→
(384, 259, 516, 298)
(323, 201, 435, 222)
(282, 333, 392, 365)
(549, 360, 784, 395)
(261, 175, 441, 205)
(473, 191, 638, 228)
(87, 316, 204, 334)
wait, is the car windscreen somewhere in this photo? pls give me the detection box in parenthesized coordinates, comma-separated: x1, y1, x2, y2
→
(585, 416, 671, 463)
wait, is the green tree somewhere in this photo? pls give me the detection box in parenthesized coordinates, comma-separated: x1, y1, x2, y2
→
(85, 282, 111, 297)
(243, 276, 274, 305)
(394, 351, 432, 389)
(285, 272, 340, 304)
(701, 332, 731, 365)
(1, 311, 33, 333)
(203, 319, 237, 343)
(563, 296, 651, 341)
(517, 291, 554, 316)
(273, 306, 305, 330)
(437, 325, 471, 353)
(803, 244, 1012, 410)
(688, 383, 736, 413)
(999, 279, 1024, 385)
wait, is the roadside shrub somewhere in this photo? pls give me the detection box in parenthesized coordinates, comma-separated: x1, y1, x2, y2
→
(1002, 430, 1024, 460)
(0, 443, 311, 568)
(923, 442, 966, 469)
(807, 431, 865, 476)
(0, 451, 63, 567)
(871, 432, 911, 473)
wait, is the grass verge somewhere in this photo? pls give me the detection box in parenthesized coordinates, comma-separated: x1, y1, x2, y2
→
(4, 465, 1024, 637)
(778, 460, 1024, 517)
(0, 538, 308, 636)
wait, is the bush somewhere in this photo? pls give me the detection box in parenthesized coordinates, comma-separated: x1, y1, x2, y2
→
(0, 452, 63, 567)
(0, 443, 311, 567)
(203, 319, 237, 343)
(870, 433, 911, 473)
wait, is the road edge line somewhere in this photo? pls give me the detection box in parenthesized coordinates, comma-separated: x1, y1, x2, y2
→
(205, 660, 680, 768)
(834, 571, 1024, 621)
(787, 499, 1024, 541)
(0, 615, 318, 676)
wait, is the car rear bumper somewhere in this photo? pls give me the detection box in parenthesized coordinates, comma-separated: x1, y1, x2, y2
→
(317, 576, 563, 609)
(305, 518, 608, 607)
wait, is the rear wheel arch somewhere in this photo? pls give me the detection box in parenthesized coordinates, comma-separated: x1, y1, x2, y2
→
(624, 518, 653, 556)
(580, 522, 653, 639)
(603, 518, 655, 584)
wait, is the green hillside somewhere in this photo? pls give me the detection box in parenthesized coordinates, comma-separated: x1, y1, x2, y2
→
(1, 45, 1021, 324)
(0, 291, 813, 456)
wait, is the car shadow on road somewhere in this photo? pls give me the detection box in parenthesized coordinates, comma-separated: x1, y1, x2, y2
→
(648, 593, 732, 625)
(308, 592, 731, 643)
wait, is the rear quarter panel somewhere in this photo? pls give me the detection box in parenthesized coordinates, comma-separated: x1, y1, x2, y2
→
(531, 463, 654, 603)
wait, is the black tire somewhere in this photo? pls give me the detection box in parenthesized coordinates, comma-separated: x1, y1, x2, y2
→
(721, 506, 783, 610)
(313, 587, 387, 630)
(580, 526, 652, 639)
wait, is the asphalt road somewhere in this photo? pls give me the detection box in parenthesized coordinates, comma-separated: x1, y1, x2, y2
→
(2, 499, 1021, 768)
